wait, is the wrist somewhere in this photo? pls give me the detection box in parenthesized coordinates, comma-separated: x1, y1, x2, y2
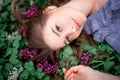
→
(94, 70, 120, 80)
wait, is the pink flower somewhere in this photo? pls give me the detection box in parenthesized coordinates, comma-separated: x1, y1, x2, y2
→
(23, 4, 39, 19)
(79, 52, 92, 66)
(37, 61, 58, 74)
(18, 26, 28, 38)
(20, 47, 39, 61)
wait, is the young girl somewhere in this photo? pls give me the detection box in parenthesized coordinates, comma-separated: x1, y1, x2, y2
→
(11, 0, 120, 80)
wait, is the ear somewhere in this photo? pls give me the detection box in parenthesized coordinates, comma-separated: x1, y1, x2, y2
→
(42, 6, 58, 15)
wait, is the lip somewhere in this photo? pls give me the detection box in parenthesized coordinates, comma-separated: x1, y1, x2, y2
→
(72, 18, 81, 28)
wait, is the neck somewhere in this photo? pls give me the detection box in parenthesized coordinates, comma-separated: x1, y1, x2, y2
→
(91, 0, 109, 14)
(63, 0, 109, 16)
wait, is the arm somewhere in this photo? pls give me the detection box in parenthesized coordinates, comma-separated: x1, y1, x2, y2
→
(63, 65, 120, 80)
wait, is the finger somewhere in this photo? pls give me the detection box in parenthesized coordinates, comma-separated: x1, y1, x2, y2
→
(64, 66, 79, 79)
(69, 66, 79, 73)
(67, 73, 74, 80)
(63, 68, 67, 74)
(64, 70, 73, 80)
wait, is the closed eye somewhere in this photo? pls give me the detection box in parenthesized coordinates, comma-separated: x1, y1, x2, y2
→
(66, 36, 71, 43)
(55, 25, 62, 32)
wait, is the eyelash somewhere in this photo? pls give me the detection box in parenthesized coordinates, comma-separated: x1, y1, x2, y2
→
(66, 36, 71, 43)
(55, 25, 71, 43)
(55, 25, 62, 32)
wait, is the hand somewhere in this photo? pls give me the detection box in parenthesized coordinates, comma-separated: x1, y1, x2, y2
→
(63, 65, 120, 80)
(63, 65, 99, 80)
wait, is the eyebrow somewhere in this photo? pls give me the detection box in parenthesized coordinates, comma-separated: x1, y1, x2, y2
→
(51, 27, 68, 45)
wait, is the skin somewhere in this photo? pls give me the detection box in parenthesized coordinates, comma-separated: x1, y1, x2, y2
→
(63, 65, 120, 80)
(41, 6, 86, 50)
(41, 0, 108, 50)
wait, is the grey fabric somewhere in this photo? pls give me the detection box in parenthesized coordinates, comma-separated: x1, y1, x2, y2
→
(84, 0, 120, 54)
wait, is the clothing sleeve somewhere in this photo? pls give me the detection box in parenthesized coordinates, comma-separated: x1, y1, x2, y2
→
(84, 0, 120, 54)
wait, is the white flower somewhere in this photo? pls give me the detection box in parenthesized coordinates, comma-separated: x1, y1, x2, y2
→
(6, 31, 18, 41)
(8, 65, 23, 80)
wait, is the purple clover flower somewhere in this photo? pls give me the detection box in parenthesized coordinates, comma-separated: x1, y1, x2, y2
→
(23, 4, 39, 19)
(79, 52, 92, 66)
(37, 61, 58, 74)
(20, 47, 39, 61)
(18, 26, 28, 38)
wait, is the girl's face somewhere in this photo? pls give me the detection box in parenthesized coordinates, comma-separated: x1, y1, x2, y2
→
(41, 6, 86, 50)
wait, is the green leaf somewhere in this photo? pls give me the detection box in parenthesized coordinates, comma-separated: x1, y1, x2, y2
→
(4, 48, 13, 57)
(70, 60, 79, 66)
(4, 0, 11, 6)
(13, 40, 20, 49)
(14, 62, 22, 68)
(89, 59, 104, 64)
(0, 65, 3, 72)
(19, 39, 28, 49)
(92, 62, 104, 69)
(69, 56, 78, 61)
(0, 41, 5, 48)
(0, 58, 7, 64)
(78, 41, 90, 51)
(5, 48, 19, 57)
(35, 68, 43, 79)
(24, 61, 35, 75)
(116, 54, 120, 61)
(0, 75, 4, 80)
(62, 45, 73, 56)
(7, 5, 11, 11)
(98, 44, 106, 52)
(19, 70, 30, 80)
(9, 24, 15, 31)
(14, 35, 22, 41)
(0, 17, 8, 23)
(59, 61, 66, 68)
(36, 68, 43, 73)
(1, 11, 9, 20)
(43, 75, 50, 80)
(0, 24, 5, 30)
(88, 47, 97, 55)
(10, 14, 16, 21)
(2, 70, 9, 78)
(29, 0, 35, 5)
(1, 31, 8, 37)
(9, 54, 19, 65)
(63, 53, 71, 59)
(59, 51, 66, 60)
(105, 45, 114, 54)
(4, 63, 13, 71)
(12, 49, 18, 55)
(28, 76, 36, 80)
(58, 69, 63, 75)
(35, 72, 45, 79)
(104, 61, 115, 72)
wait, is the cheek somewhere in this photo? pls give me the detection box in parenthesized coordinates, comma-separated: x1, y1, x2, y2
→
(73, 29, 83, 39)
